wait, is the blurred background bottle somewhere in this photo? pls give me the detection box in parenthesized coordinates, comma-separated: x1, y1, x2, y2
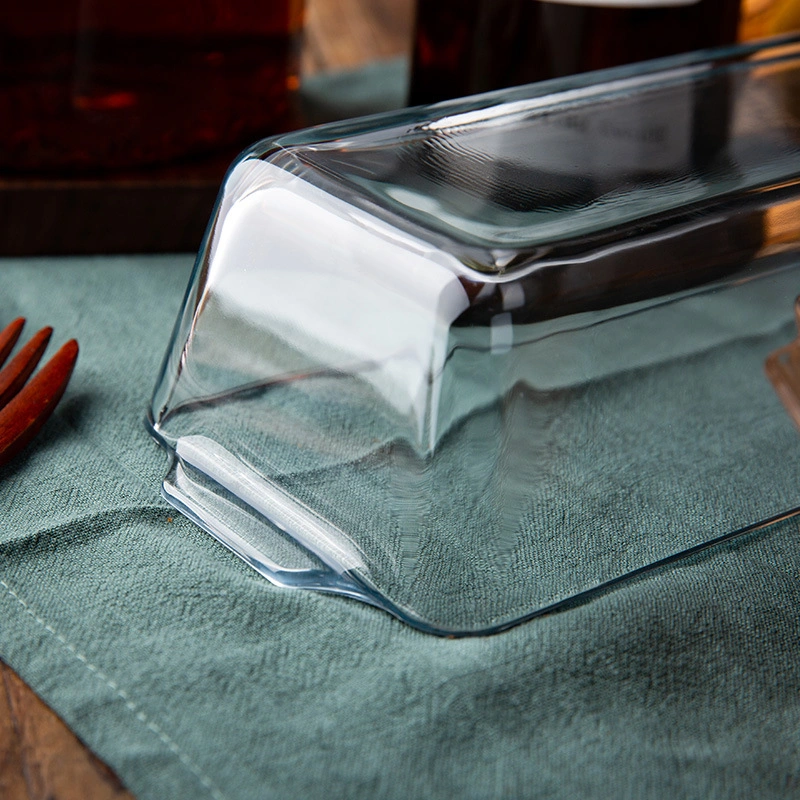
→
(0, 0, 303, 173)
(0, 0, 421, 255)
(409, 0, 800, 105)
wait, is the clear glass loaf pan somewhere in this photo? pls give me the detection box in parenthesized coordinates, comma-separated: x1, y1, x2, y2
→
(149, 36, 800, 635)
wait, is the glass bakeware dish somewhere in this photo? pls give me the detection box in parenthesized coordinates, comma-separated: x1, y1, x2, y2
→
(149, 36, 800, 635)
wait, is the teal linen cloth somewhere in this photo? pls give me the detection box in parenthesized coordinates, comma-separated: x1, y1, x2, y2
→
(2, 255, 800, 799)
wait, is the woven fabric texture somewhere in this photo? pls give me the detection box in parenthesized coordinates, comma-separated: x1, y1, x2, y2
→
(1, 255, 799, 799)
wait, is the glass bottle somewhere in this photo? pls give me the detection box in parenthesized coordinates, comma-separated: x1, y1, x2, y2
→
(409, 0, 741, 105)
(0, 0, 303, 173)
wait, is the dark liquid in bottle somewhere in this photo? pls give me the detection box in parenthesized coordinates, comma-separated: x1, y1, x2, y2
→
(0, 0, 301, 173)
(409, 0, 741, 104)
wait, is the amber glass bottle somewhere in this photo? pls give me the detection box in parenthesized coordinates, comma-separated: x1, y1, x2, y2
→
(0, 0, 303, 173)
(409, 0, 741, 104)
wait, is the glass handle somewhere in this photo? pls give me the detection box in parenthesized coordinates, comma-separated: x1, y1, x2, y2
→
(161, 436, 376, 603)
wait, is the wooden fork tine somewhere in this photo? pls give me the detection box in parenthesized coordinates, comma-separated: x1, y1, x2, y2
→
(0, 339, 79, 467)
(0, 317, 25, 367)
(0, 326, 53, 409)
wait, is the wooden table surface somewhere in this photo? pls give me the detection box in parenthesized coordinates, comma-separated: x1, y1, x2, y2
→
(0, 2, 413, 797)
(0, 663, 134, 800)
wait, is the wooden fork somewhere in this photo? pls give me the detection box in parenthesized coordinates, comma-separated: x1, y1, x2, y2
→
(0, 318, 78, 468)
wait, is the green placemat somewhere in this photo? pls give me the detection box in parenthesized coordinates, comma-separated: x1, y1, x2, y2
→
(2, 255, 800, 799)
